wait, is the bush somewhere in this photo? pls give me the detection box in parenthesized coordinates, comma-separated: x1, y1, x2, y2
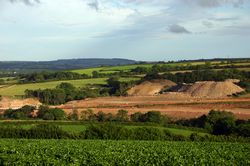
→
(131, 111, 163, 124)
(237, 123, 250, 137)
(37, 106, 66, 120)
(212, 117, 236, 135)
(115, 110, 129, 122)
(0, 124, 68, 139)
(29, 124, 68, 139)
(84, 124, 131, 140)
(131, 127, 165, 140)
(3, 105, 36, 119)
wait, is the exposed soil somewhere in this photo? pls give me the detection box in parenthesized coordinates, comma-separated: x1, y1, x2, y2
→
(57, 95, 250, 120)
(127, 79, 176, 96)
(0, 97, 41, 112)
(177, 81, 244, 98)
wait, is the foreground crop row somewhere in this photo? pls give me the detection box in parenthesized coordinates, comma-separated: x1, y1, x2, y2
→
(0, 139, 249, 165)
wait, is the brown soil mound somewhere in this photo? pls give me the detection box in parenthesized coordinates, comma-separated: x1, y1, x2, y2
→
(127, 79, 176, 96)
(0, 97, 41, 110)
(179, 81, 244, 98)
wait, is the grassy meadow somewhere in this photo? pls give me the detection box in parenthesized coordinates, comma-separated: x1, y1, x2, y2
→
(0, 77, 139, 97)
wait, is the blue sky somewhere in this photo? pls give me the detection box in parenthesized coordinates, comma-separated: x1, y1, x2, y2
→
(0, 0, 249, 61)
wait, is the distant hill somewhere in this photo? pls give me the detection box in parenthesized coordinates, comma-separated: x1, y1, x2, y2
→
(0, 58, 137, 72)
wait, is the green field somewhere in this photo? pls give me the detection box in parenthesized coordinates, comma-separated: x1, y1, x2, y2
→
(0, 77, 139, 97)
(70, 64, 154, 75)
(0, 139, 249, 165)
(70, 60, 250, 76)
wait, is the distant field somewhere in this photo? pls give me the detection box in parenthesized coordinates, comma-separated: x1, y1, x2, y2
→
(70, 64, 153, 75)
(70, 60, 250, 76)
(0, 77, 139, 97)
(70, 62, 218, 76)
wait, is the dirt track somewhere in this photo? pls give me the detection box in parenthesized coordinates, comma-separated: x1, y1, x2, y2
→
(57, 94, 250, 120)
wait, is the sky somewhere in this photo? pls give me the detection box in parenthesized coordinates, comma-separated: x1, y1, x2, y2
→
(0, 0, 249, 61)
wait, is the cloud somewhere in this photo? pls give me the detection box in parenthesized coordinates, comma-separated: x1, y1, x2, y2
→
(181, 0, 246, 8)
(8, 0, 40, 6)
(88, 0, 99, 11)
(203, 21, 214, 28)
(168, 24, 191, 34)
(209, 17, 239, 21)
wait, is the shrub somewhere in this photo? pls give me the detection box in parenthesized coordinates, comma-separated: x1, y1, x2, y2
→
(37, 106, 66, 120)
(131, 127, 165, 140)
(29, 124, 68, 139)
(84, 124, 131, 140)
(237, 123, 250, 137)
(115, 110, 129, 122)
(3, 105, 35, 119)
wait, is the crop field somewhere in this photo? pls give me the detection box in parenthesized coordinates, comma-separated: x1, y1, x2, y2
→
(0, 139, 249, 165)
(0, 77, 139, 96)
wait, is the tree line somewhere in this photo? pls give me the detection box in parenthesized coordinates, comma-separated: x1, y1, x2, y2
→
(143, 69, 250, 83)
(19, 71, 90, 83)
(0, 123, 249, 142)
(1, 106, 249, 138)
(176, 110, 250, 137)
(131, 63, 250, 75)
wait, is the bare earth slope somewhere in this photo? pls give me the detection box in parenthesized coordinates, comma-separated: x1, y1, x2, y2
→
(0, 97, 41, 111)
(179, 81, 244, 98)
(127, 79, 176, 96)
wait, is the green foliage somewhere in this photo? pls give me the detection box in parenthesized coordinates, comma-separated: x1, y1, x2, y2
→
(84, 124, 131, 140)
(0, 124, 68, 139)
(131, 111, 163, 123)
(25, 82, 104, 105)
(37, 105, 66, 120)
(159, 69, 249, 83)
(237, 123, 250, 137)
(115, 110, 129, 122)
(107, 77, 137, 96)
(176, 110, 248, 137)
(131, 127, 166, 140)
(238, 80, 250, 92)
(28, 124, 68, 139)
(68, 109, 79, 121)
(20, 71, 90, 83)
(80, 109, 96, 121)
(0, 79, 5, 85)
(1, 139, 250, 165)
(3, 105, 35, 119)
